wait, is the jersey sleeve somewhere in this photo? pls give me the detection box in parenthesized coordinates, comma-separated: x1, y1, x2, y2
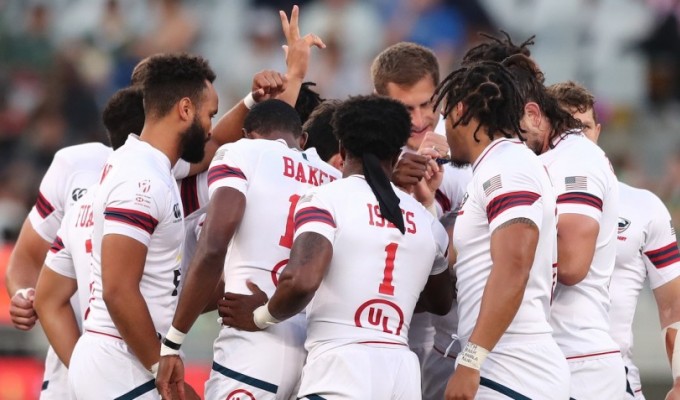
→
(293, 189, 337, 244)
(643, 194, 680, 289)
(430, 217, 449, 275)
(27, 152, 72, 242)
(102, 177, 166, 247)
(44, 226, 77, 280)
(172, 159, 191, 180)
(479, 168, 543, 233)
(551, 160, 607, 223)
(207, 144, 249, 198)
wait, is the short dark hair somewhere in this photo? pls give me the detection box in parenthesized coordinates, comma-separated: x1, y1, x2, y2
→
(332, 95, 410, 161)
(295, 82, 324, 125)
(501, 55, 585, 145)
(102, 87, 145, 150)
(546, 81, 598, 123)
(243, 99, 303, 138)
(371, 42, 440, 95)
(303, 99, 341, 162)
(139, 53, 216, 119)
(462, 31, 534, 66)
(433, 61, 524, 142)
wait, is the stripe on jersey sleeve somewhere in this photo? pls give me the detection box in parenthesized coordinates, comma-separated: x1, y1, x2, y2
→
(49, 236, 64, 253)
(180, 175, 200, 217)
(104, 207, 159, 235)
(645, 242, 680, 269)
(435, 189, 452, 214)
(556, 192, 603, 211)
(35, 192, 55, 218)
(294, 207, 336, 230)
(207, 164, 246, 186)
(486, 191, 541, 223)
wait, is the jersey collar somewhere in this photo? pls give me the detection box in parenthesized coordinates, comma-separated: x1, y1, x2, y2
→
(472, 137, 523, 173)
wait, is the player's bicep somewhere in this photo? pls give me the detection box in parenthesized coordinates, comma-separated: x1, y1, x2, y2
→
(282, 232, 333, 293)
(101, 234, 147, 296)
(201, 187, 246, 256)
(490, 217, 539, 274)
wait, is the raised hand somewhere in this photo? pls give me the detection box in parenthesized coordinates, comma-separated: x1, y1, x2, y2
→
(220, 281, 268, 331)
(251, 70, 288, 103)
(392, 152, 428, 193)
(280, 5, 325, 81)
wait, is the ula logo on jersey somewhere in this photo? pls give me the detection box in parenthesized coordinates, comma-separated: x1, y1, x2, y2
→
(173, 203, 181, 219)
(71, 188, 87, 201)
(618, 217, 631, 234)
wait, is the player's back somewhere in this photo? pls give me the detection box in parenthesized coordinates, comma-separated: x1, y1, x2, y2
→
(208, 138, 340, 298)
(540, 132, 620, 356)
(298, 175, 448, 354)
(28, 142, 111, 242)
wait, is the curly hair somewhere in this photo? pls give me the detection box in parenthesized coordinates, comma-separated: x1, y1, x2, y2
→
(102, 87, 144, 150)
(138, 53, 216, 119)
(332, 95, 411, 160)
(462, 31, 534, 66)
(371, 42, 440, 95)
(546, 81, 598, 123)
(433, 61, 524, 143)
(295, 82, 325, 125)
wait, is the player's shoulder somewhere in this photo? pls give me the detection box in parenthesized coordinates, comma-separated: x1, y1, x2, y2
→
(53, 142, 111, 166)
(303, 148, 341, 177)
(619, 181, 666, 210)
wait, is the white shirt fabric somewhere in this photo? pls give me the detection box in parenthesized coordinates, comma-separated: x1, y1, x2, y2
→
(610, 182, 680, 363)
(540, 132, 620, 357)
(43, 189, 96, 328)
(28, 143, 112, 242)
(84, 135, 185, 338)
(455, 138, 556, 347)
(295, 175, 449, 354)
(207, 138, 340, 299)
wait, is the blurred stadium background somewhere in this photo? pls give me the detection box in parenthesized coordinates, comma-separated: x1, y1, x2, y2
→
(0, 0, 678, 398)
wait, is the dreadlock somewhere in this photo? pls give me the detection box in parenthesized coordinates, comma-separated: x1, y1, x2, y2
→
(433, 61, 525, 143)
(462, 31, 535, 66)
(295, 82, 325, 125)
(502, 54, 585, 147)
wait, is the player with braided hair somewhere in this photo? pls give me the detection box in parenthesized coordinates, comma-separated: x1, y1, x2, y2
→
(221, 95, 454, 399)
(435, 62, 569, 399)
(462, 34, 625, 398)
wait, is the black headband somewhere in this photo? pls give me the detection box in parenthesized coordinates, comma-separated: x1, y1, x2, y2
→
(362, 153, 405, 234)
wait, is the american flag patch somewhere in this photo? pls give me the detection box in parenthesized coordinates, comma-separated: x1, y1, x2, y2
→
(483, 175, 502, 196)
(565, 176, 587, 191)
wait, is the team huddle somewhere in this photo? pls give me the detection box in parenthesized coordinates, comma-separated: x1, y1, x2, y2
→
(5, 6, 680, 400)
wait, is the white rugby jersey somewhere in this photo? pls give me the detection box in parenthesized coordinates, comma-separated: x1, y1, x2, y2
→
(540, 132, 620, 358)
(177, 170, 209, 285)
(207, 138, 340, 298)
(294, 175, 449, 352)
(455, 138, 556, 347)
(28, 143, 112, 242)
(84, 136, 185, 338)
(43, 190, 96, 328)
(610, 182, 680, 364)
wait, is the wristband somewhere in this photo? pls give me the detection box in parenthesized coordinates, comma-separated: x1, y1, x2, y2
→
(253, 303, 280, 329)
(160, 326, 186, 356)
(457, 341, 490, 371)
(243, 92, 256, 110)
(663, 321, 680, 379)
(15, 288, 34, 299)
(149, 362, 159, 378)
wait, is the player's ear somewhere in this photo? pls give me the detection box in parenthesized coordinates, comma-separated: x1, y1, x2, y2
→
(178, 97, 194, 122)
(523, 102, 541, 128)
(298, 131, 309, 149)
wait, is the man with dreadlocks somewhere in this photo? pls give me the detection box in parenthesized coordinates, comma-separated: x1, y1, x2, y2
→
(436, 61, 570, 399)
(462, 33, 625, 400)
(221, 95, 454, 399)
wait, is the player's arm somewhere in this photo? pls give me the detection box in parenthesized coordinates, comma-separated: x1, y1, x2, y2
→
(102, 234, 160, 370)
(6, 219, 50, 330)
(556, 213, 599, 285)
(33, 267, 79, 367)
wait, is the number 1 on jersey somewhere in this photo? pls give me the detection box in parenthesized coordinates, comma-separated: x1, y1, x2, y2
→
(279, 194, 301, 249)
(378, 243, 399, 296)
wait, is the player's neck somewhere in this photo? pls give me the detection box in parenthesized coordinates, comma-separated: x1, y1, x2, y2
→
(139, 121, 181, 167)
(342, 158, 393, 179)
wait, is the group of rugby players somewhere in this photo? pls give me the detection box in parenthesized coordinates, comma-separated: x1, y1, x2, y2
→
(5, 5, 680, 400)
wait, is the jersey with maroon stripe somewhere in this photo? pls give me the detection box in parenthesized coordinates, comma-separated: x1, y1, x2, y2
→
(610, 181, 680, 392)
(28, 143, 112, 242)
(293, 175, 449, 352)
(540, 132, 620, 357)
(455, 138, 556, 348)
(84, 136, 185, 338)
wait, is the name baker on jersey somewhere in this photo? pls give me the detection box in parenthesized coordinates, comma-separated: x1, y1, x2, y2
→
(283, 156, 337, 185)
